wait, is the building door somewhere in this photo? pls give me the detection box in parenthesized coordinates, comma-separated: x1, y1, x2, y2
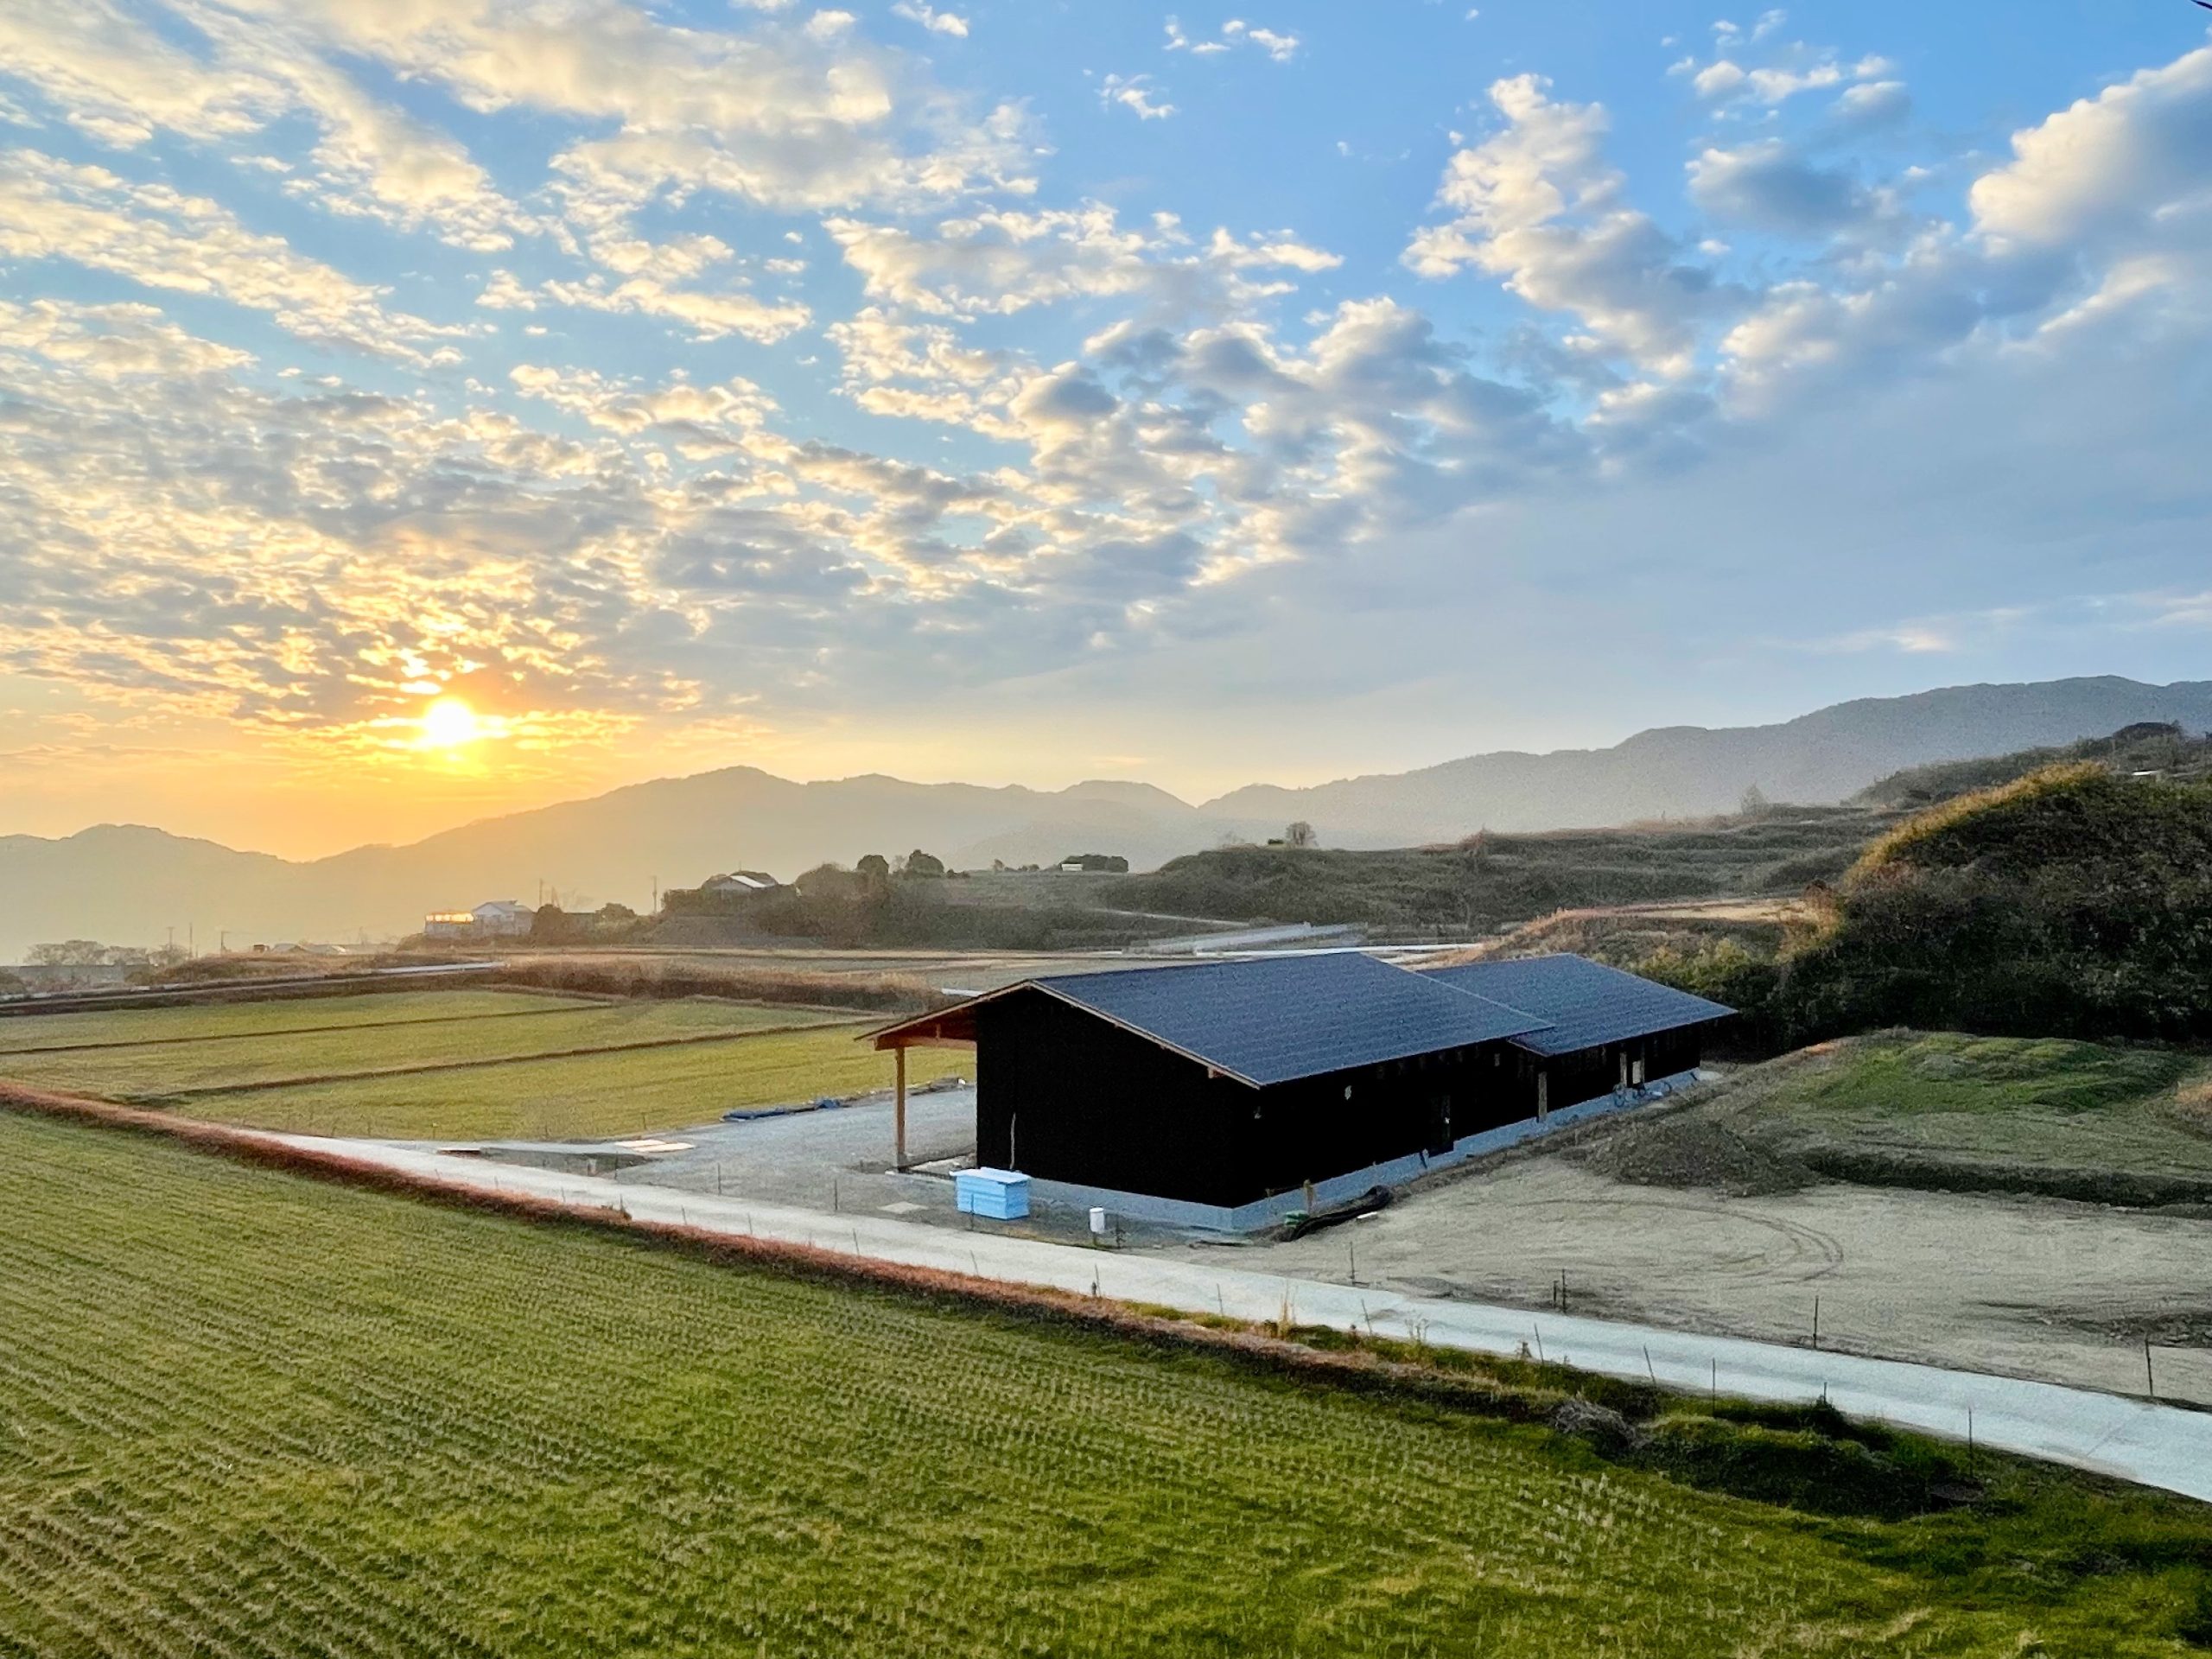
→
(1427, 1094, 1455, 1156)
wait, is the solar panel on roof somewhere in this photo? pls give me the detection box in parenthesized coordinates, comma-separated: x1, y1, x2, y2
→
(1027, 952, 1551, 1088)
(1423, 955, 1732, 1058)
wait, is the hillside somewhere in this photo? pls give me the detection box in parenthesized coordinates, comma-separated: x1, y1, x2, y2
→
(1684, 765, 2212, 1047)
(3, 675, 2209, 959)
(1121, 807, 1880, 933)
(1851, 722, 2212, 810)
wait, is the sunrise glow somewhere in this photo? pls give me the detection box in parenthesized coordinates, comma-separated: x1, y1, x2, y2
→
(417, 696, 486, 752)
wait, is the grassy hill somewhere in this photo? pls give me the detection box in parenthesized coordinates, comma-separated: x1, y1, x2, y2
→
(1773, 765, 2212, 1044)
(1120, 807, 1882, 935)
(9, 1108, 2212, 1655)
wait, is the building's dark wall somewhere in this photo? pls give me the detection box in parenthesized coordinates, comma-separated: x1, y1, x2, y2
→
(974, 990, 1539, 1208)
(976, 991, 1253, 1205)
(1526, 1025, 1708, 1113)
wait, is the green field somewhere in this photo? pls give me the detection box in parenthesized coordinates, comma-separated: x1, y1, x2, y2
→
(177, 1024, 968, 1140)
(0, 999, 842, 1100)
(5, 1110, 2209, 1656)
(0, 988, 593, 1052)
(0, 990, 962, 1141)
(1664, 1033, 2212, 1203)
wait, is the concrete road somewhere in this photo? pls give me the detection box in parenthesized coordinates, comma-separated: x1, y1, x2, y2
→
(259, 1129, 2212, 1504)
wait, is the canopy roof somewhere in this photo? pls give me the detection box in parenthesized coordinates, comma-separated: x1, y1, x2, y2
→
(1423, 954, 1734, 1058)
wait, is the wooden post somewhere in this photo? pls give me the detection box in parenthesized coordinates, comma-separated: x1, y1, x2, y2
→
(894, 1044, 908, 1170)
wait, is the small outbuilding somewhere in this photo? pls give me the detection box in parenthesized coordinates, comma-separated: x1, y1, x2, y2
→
(1421, 954, 1733, 1117)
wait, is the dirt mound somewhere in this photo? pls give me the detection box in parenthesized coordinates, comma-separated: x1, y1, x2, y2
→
(1573, 1116, 1815, 1197)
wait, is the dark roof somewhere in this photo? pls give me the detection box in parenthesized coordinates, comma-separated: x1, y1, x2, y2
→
(1020, 952, 1551, 1088)
(1424, 955, 1733, 1058)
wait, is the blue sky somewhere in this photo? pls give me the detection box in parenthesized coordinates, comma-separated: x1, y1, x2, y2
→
(0, 0, 2208, 855)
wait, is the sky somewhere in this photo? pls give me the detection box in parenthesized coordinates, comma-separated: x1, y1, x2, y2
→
(1, 0, 2209, 859)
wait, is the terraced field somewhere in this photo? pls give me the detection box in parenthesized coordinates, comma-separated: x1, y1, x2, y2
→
(5, 1109, 2208, 1657)
(0, 990, 961, 1141)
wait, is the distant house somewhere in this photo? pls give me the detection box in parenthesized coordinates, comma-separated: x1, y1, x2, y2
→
(700, 870, 785, 897)
(1057, 853, 1129, 874)
(423, 899, 534, 941)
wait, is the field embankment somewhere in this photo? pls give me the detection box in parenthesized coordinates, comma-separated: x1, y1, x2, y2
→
(6, 1104, 2212, 1655)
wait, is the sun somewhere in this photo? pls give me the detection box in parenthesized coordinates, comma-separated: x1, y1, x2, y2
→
(418, 695, 485, 751)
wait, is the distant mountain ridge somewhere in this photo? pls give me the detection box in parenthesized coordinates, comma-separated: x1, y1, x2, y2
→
(4, 676, 2208, 960)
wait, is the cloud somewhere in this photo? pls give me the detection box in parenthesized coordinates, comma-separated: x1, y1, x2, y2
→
(0, 0, 531, 251)
(0, 4, 2208, 797)
(1100, 74, 1175, 120)
(891, 3, 969, 38)
(1970, 48, 2212, 252)
(1688, 139, 1893, 238)
(1405, 76, 1731, 376)
(0, 149, 448, 357)
(1166, 18, 1300, 62)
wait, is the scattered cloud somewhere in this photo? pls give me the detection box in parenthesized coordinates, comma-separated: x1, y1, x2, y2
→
(0, 1, 2205, 811)
(1166, 17, 1300, 62)
(892, 2, 969, 38)
(1100, 73, 1175, 120)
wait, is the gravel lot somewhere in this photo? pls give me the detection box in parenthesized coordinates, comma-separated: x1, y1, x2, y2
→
(1238, 1154, 2212, 1404)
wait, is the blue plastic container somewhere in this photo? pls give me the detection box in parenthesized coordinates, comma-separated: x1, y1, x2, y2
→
(955, 1167, 1031, 1220)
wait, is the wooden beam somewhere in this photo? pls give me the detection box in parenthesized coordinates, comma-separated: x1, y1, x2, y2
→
(894, 1044, 907, 1171)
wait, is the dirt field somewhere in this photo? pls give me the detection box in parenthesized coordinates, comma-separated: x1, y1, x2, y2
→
(1242, 1135, 2212, 1405)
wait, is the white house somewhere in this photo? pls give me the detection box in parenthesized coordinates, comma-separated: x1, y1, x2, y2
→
(423, 899, 535, 940)
(700, 870, 784, 896)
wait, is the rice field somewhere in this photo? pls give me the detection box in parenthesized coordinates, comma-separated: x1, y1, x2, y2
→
(0, 989, 961, 1141)
(3, 1108, 2200, 1658)
(0, 988, 588, 1052)
(179, 1024, 968, 1141)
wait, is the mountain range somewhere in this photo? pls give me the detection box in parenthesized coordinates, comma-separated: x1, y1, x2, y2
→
(5, 676, 2209, 961)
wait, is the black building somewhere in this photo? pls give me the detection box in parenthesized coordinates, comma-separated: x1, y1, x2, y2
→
(871, 951, 1731, 1212)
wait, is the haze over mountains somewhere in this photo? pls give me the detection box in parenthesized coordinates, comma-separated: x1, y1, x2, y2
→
(5, 677, 2209, 961)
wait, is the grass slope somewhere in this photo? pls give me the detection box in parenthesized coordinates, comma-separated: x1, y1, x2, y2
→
(175, 1023, 966, 1140)
(5, 1110, 2211, 1656)
(1599, 1033, 2212, 1206)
